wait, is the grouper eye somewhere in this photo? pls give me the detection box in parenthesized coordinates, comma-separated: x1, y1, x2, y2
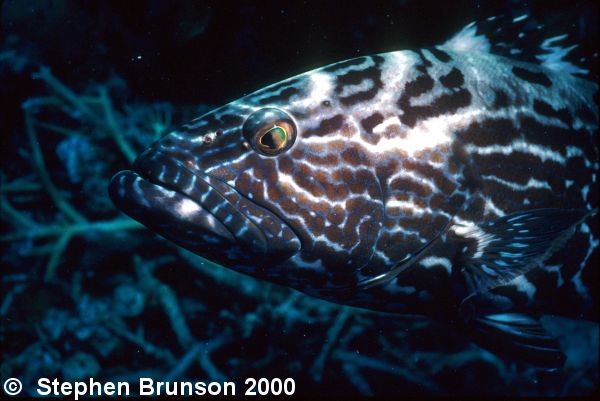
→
(242, 107, 296, 156)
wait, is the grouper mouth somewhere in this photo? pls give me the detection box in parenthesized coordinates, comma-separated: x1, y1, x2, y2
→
(108, 148, 301, 263)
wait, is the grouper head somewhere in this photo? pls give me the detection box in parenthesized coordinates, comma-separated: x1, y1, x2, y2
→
(108, 53, 451, 294)
(108, 102, 307, 282)
(109, 56, 414, 287)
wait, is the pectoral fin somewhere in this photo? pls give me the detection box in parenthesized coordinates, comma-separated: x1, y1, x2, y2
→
(452, 208, 593, 295)
(467, 313, 566, 369)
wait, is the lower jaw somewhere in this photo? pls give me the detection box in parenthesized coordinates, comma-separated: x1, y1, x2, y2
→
(109, 170, 236, 252)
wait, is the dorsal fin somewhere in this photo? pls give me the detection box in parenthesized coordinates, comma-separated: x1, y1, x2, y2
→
(442, 12, 598, 80)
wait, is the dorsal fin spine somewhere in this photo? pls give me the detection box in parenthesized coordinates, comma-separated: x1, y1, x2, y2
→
(442, 13, 595, 80)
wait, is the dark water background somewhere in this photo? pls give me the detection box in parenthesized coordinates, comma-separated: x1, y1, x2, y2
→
(1, 0, 598, 397)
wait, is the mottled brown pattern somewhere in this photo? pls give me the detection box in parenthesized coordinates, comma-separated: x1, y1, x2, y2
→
(512, 66, 552, 87)
(533, 100, 573, 126)
(440, 67, 464, 89)
(335, 55, 384, 90)
(402, 159, 457, 194)
(305, 152, 339, 167)
(341, 148, 368, 167)
(472, 153, 563, 186)
(408, 89, 472, 126)
(328, 184, 350, 201)
(329, 205, 346, 225)
(303, 114, 346, 138)
(491, 89, 510, 109)
(457, 118, 520, 146)
(428, 46, 452, 63)
(389, 177, 433, 197)
(361, 112, 385, 134)
(258, 86, 302, 105)
(375, 160, 399, 180)
(519, 115, 577, 153)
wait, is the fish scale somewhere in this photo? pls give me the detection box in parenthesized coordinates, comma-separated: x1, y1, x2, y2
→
(110, 13, 598, 368)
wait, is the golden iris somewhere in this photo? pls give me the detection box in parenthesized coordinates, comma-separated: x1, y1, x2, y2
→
(259, 126, 288, 151)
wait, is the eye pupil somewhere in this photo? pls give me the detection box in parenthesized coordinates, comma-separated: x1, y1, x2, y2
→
(260, 126, 287, 150)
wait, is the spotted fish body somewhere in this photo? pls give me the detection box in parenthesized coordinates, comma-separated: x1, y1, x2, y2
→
(110, 16, 598, 367)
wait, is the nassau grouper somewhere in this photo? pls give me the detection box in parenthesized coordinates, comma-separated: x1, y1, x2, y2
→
(109, 14, 598, 368)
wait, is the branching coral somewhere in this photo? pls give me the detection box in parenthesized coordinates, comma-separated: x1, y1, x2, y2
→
(2, 67, 143, 283)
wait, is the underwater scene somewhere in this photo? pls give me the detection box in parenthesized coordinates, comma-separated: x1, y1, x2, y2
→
(1, 0, 598, 397)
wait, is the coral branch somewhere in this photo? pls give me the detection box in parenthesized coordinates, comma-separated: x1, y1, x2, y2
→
(98, 86, 137, 163)
(196, 330, 232, 382)
(31, 67, 136, 163)
(135, 256, 195, 349)
(341, 363, 373, 395)
(311, 307, 351, 381)
(333, 350, 440, 393)
(23, 108, 86, 224)
(164, 343, 203, 381)
(0, 195, 37, 228)
(36, 121, 82, 137)
(44, 228, 74, 281)
(108, 320, 177, 365)
(0, 175, 41, 193)
(31, 67, 103, 127)
(0, 218, 143, 242)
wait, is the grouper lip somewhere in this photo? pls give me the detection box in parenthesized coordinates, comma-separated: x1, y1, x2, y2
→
(110, 168, 237, 243)
(109, 148, 271, 252)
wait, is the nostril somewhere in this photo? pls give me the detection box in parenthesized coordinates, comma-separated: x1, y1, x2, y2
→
(203, 132, 216, 144)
